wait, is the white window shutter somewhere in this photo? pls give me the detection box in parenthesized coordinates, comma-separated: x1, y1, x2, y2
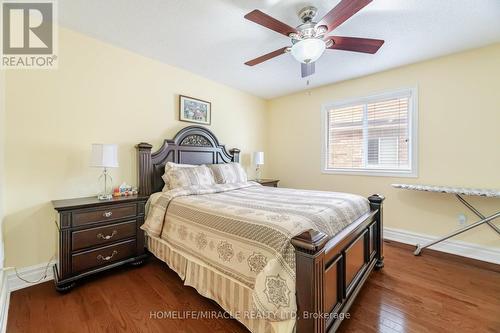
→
(324, 89, 416, 176)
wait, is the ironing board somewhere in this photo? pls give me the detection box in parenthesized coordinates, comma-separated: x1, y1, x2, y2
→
(392, 184, 500, 255)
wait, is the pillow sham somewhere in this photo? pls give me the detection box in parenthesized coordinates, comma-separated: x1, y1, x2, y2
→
(208, 162, 248, 184)
(166, 164, 215, 189)
(162, 162, 195, 191)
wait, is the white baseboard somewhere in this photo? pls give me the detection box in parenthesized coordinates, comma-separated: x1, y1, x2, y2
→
(7, 261, 55, 292)
(384, 227, 500, 265)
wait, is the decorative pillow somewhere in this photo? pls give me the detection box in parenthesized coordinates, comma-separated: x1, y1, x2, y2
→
(208, 163, 247, 184)
(162, 162, 195, 191)
(166, 165, 215, 189)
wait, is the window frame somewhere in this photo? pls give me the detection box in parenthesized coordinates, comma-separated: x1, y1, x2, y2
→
(321, 87, 418, 177)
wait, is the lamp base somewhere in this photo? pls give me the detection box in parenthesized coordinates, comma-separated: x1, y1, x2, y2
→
(97, 167, 113, 201)
(97, 194, 113, 201)
(256, 165, 262, 182)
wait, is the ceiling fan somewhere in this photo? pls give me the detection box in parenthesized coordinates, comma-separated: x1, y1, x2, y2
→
(244, 0, 384, 78)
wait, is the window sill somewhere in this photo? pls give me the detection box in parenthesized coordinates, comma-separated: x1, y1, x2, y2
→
(322, 168, 418, 178)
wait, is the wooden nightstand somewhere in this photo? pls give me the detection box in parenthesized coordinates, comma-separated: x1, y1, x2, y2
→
(252, 179, 280, 187)
(52, 195, 148, 291)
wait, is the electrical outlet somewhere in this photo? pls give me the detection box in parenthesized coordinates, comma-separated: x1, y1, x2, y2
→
(457, 213, 467, 226)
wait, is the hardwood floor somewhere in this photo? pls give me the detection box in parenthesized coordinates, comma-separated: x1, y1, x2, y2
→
(7, 243, 500, 333)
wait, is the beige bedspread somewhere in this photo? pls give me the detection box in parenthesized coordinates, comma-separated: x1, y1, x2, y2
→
(142, 182, 370, 322)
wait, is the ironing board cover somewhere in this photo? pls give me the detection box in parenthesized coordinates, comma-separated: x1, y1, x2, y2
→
(392, 184, 500, 198)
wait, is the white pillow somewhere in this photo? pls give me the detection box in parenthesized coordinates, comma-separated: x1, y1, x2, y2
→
(162, 162, 195, 191)
(208, 163, 247, 184)
(166, 165, 215, 189)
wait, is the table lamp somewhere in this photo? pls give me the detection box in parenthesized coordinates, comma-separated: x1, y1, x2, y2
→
(90, 144, 119, 200)
(253, 151, 264, 181)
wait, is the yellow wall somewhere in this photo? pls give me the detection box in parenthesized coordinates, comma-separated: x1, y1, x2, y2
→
(3, 28, 268, 267)
(268, 44, 500, 250)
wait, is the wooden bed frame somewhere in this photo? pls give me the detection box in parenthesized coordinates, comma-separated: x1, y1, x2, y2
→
(137, 126, 385, 333)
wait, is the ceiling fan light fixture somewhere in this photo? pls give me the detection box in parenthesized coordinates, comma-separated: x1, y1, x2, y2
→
(291, 38, 326, 64)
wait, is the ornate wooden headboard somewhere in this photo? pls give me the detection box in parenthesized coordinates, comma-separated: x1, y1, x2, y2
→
(136, 126, 240, 196)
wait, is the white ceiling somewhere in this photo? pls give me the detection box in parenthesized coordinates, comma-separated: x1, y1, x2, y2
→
(59, 0, 500, 99)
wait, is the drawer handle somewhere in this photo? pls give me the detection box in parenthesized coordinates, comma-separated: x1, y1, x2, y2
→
(103, 211, 113, 218)
(96, 230, 117, 240)
(97, 250, 118, 262)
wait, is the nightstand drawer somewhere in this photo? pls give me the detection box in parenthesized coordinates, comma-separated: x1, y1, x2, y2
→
(73, 204, 137, 226)
(72, 239, 136, 273)
(72, 220, 137, 251)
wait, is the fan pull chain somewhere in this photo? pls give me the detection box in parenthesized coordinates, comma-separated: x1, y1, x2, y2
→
(305, 79, 313, 95)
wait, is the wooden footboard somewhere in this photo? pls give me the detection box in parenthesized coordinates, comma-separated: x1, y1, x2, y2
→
(291, 194, 385, 333)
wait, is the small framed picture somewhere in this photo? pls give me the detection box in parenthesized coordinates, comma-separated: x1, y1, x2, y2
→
(179, 95, 211, 125)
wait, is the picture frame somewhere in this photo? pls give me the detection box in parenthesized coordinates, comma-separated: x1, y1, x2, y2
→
(179, 95, 211, 125)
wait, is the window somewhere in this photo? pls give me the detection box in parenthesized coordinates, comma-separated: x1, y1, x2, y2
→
(322, 88, 417, 177)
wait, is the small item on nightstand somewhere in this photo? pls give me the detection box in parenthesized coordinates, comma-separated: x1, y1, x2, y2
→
(113, 182, 138, 197)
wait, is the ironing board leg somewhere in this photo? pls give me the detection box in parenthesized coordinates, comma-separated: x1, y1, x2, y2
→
(414, 210, 500, 255)
(456, 194, 500, 235)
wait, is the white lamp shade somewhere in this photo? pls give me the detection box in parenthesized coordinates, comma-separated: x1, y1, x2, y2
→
(253, 151, 264, 165)
(291, 38, 326, 64)
(90, 144, 119, 168)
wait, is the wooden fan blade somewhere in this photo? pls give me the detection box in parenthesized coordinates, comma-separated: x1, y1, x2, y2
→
(301, 62, 315, 78)
(326, 36, 384, 54)
(317, 0, 372, 33)
(244, 10, 297, 37)
(245, 47, 288, 66)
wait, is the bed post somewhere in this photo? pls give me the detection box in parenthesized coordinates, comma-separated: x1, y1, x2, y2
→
(368, 194, 385, 269)
(137, 143, 153, 196)
(291, 229, 329, 333)
(230, 148, 240, 163)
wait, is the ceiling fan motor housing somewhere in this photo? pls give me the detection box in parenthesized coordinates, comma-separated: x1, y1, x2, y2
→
(290, 7, 327, 44)
(290, 22, 326, 43)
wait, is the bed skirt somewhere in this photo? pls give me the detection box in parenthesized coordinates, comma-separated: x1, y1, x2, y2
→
(146, 234, 296, 333)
